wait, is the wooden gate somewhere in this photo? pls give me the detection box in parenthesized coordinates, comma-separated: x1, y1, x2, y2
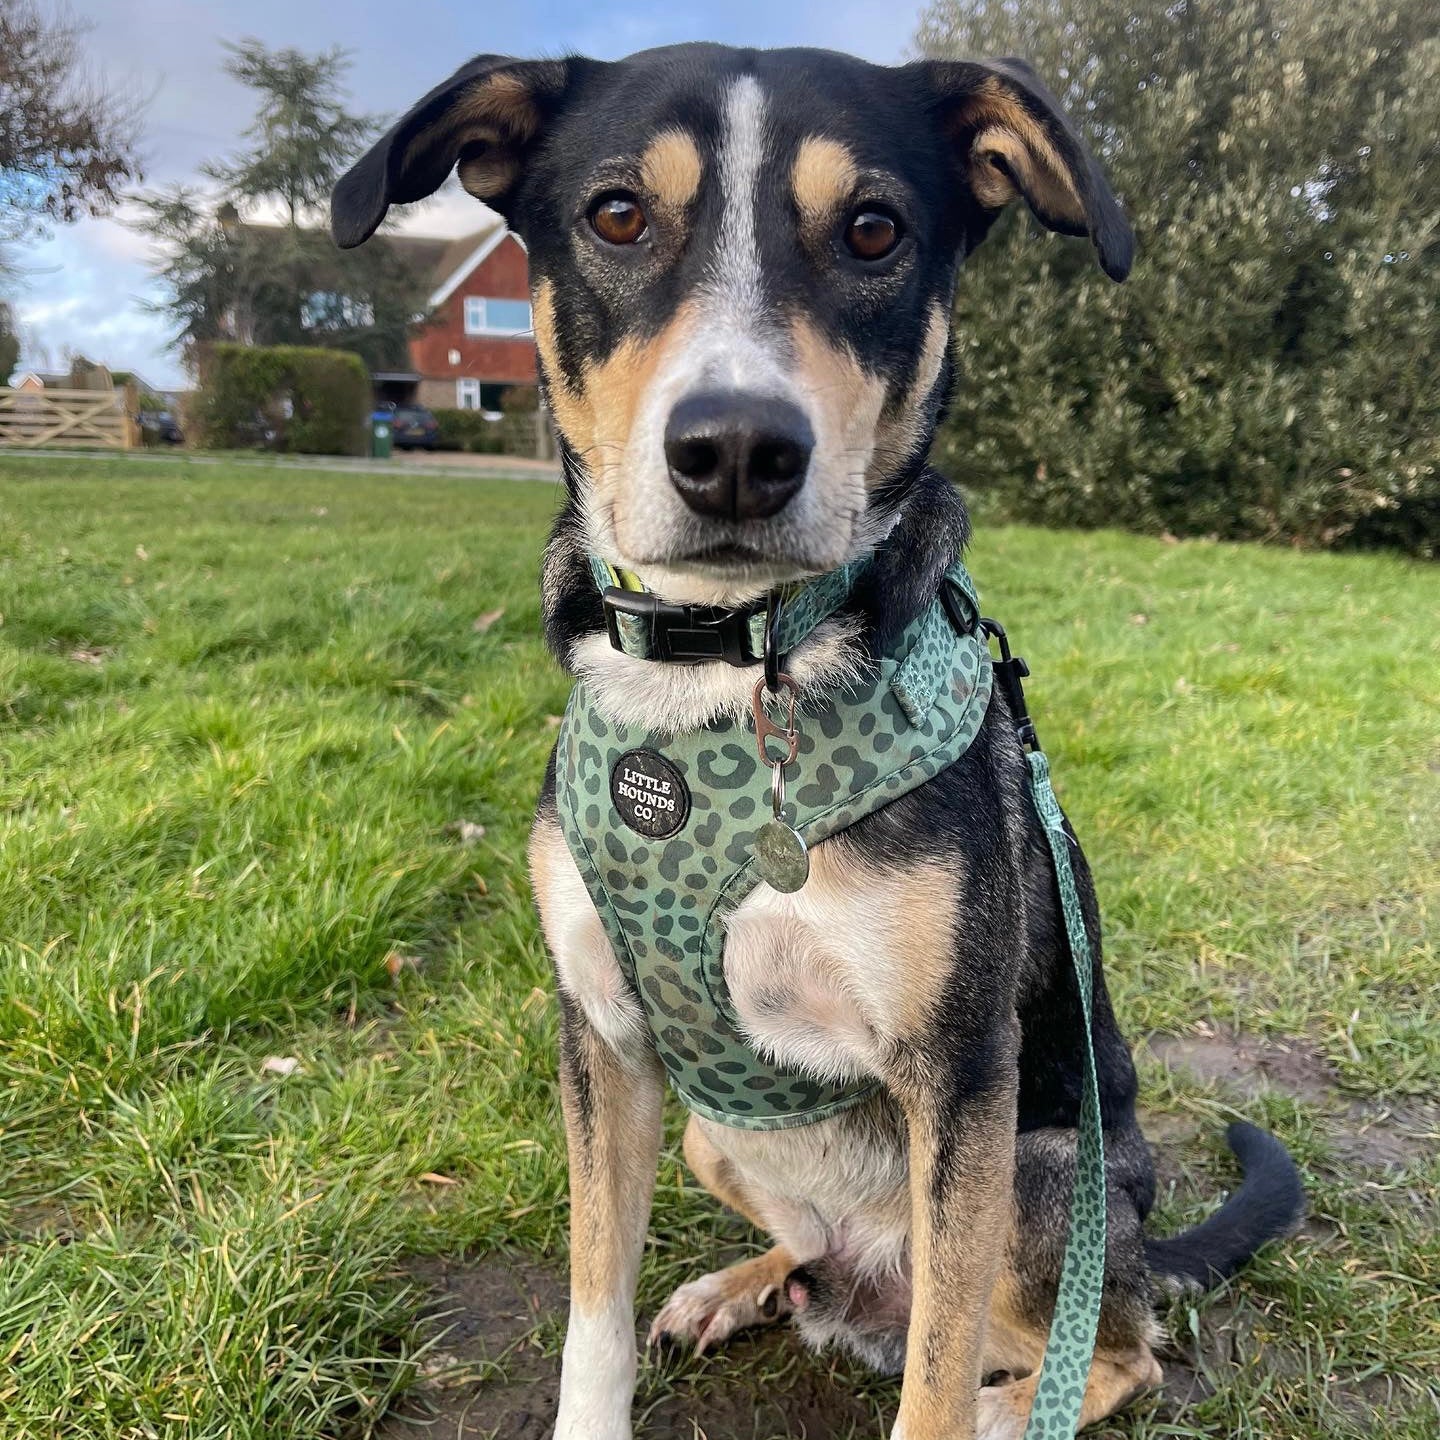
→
(0, 388, 134, 450)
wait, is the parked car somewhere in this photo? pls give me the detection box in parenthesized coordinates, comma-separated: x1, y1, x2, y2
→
(391, 404, 440, 450)
(138, 409, 184, 445)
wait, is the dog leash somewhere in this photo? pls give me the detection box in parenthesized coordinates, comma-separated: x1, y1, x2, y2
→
(987, 622, 1107, 1439)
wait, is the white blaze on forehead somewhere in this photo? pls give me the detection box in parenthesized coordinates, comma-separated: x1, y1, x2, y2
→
(710, 74, 768, 323)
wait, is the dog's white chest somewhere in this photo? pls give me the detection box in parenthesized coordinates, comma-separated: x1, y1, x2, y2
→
(722, 839, 959, 1079)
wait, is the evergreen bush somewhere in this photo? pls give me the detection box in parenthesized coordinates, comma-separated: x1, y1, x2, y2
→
(919, 0, 1438, 554)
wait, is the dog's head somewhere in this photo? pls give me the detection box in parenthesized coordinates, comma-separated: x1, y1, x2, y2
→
(335, 45, 1131, 604)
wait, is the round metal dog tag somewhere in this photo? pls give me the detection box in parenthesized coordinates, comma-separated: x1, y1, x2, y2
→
(752, 819, 809, 893)
(611, 749, 690, 839)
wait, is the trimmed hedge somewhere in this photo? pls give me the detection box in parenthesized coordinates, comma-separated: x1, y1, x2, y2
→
(196, 344, 370, 456)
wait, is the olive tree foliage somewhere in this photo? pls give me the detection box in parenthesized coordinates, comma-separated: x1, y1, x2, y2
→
(919, 0, 1438, 553)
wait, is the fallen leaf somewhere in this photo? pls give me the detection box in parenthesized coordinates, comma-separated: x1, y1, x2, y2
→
(418, 1172, 458, 1186)
(68, 647, 106, 666)
(472, 608, 505, 633)
(260, 1055, 301, 1078)
(384, 951, 422, 980)
(1129, 613, 1149, 626)
(135, 544, 149, 561)
(544, 714, 562, 729)
(446, 819, 487, 844)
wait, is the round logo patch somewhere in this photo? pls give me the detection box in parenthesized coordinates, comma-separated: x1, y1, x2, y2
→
(611, 749, 691, 839)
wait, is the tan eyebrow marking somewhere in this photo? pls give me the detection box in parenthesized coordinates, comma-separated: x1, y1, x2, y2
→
(640, 128, 703, 210)
(791, 136, 858, 222)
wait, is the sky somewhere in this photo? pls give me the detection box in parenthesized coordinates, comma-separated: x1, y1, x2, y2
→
(11, 0, 913, 390)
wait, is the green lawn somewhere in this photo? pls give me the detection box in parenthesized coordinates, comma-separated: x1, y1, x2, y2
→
(1, 455, 1436, 1440)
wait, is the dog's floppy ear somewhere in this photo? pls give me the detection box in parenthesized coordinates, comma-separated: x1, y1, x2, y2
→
(332, 55, 580, 248)
(917, 57, 1134, 281)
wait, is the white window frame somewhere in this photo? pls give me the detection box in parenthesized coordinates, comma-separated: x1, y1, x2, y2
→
(462, 296, 533, 338)
(456, 378, 482, 410)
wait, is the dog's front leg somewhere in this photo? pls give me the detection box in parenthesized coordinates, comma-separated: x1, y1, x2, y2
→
(892, 1053, 1018, 1440)
(553, 992, 665, 1440)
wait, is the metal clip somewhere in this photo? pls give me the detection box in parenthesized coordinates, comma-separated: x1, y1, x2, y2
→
(751, 673, 800, 766)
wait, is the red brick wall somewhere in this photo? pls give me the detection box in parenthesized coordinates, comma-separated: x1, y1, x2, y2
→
(409, 235, 538, 391)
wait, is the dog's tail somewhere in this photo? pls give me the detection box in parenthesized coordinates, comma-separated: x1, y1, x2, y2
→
(1145, 1121, 1306, 1293)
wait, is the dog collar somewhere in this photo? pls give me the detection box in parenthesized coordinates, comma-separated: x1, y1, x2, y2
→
(588, 554, 868, 667)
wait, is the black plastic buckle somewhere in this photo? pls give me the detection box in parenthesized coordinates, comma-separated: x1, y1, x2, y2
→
(939, 581, 980, 637)
(982, 618, 1041, 752)
(602, 587, 761, 666)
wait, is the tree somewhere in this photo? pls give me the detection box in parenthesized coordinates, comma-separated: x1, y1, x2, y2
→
(0, 301, 19, 383)
(136, 41, 425, 374)
(918, 0, 1439, 554)
(0, 0, 141, 251)
(207, 40, 379, 229)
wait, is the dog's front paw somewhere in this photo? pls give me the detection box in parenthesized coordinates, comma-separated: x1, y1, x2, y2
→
(647, 1259, 792, 1355)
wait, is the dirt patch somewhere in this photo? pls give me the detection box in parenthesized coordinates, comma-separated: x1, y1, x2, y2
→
(1144, 1029, 1336, 1105)
(379, 1253, 565, 1440)
(1142, 1027, 1438, 1172)
(378, 1254, 888, 1440)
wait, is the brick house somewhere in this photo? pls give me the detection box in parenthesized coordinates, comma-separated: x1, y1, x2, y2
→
(376, 222, 538, 414)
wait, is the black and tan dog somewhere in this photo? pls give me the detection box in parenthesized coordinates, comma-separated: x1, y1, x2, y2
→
(334, 43, 1304, 1440)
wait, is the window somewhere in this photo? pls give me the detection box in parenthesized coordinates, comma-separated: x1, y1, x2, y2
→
(463, 296, 533, 337)
(456, 378, 482, 410)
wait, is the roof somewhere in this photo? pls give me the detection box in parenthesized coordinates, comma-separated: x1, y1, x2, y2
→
(425, 225, 511, 308)
(235, 217, 508, 305)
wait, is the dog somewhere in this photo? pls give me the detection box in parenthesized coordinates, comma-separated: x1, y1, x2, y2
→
(333, 43, 1305, 1440)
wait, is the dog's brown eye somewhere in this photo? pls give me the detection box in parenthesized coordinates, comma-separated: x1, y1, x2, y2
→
(844, 207, 901, 261)
(590, 193, 649, 246)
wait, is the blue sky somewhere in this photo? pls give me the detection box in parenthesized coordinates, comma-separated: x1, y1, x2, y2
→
(12, 1, 914, 390)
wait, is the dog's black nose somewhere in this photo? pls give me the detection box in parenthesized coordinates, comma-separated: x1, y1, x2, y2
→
(664, 392, 813, 521)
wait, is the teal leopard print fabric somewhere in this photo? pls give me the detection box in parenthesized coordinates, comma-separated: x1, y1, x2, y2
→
(555, 562, 991, 1129)
(1022, 749, 1108, 1438)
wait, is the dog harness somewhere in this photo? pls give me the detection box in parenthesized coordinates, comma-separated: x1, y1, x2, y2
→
(557, 557, 993, 1129)
(553, 552, 1108, 1440)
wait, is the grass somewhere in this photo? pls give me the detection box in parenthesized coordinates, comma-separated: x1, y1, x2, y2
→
(1, 453, 1436, 1440)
